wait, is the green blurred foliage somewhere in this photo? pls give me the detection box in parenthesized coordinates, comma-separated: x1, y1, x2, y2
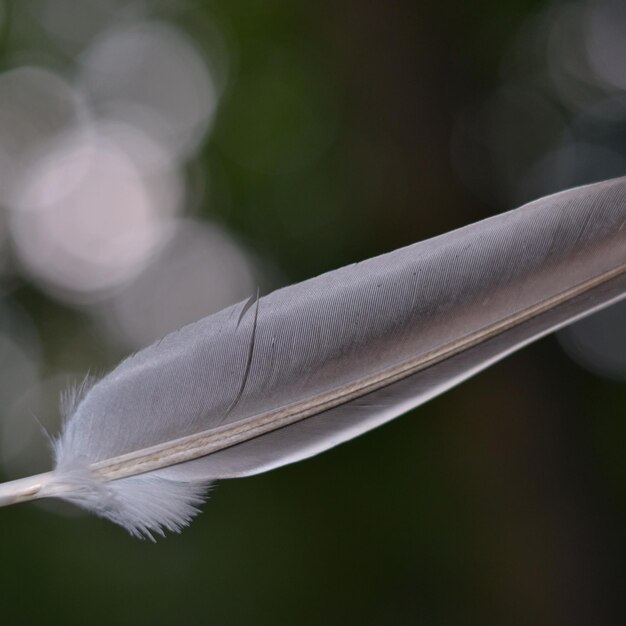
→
(0, 1, 624, 625)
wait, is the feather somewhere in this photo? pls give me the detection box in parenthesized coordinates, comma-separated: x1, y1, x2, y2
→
(0, 177, 625, 539)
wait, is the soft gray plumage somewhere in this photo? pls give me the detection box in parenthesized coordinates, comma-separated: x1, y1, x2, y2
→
(0, 177, 625, 539)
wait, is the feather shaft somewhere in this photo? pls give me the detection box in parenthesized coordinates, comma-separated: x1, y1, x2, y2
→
(0, 473, 52, 506)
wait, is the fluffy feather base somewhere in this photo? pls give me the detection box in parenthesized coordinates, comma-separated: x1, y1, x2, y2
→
(43, 467, 209, 540)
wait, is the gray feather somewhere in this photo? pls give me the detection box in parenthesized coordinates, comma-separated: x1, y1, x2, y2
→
(1, 176, 625, 538)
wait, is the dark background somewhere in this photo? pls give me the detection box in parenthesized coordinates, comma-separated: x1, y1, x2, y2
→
(0, 1, 625, 624)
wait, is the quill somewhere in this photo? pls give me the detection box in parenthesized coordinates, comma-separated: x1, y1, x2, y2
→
(0, 177, 625, 539)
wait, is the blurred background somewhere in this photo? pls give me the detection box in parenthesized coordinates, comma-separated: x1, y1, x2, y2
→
(0, 0, 624, 624)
